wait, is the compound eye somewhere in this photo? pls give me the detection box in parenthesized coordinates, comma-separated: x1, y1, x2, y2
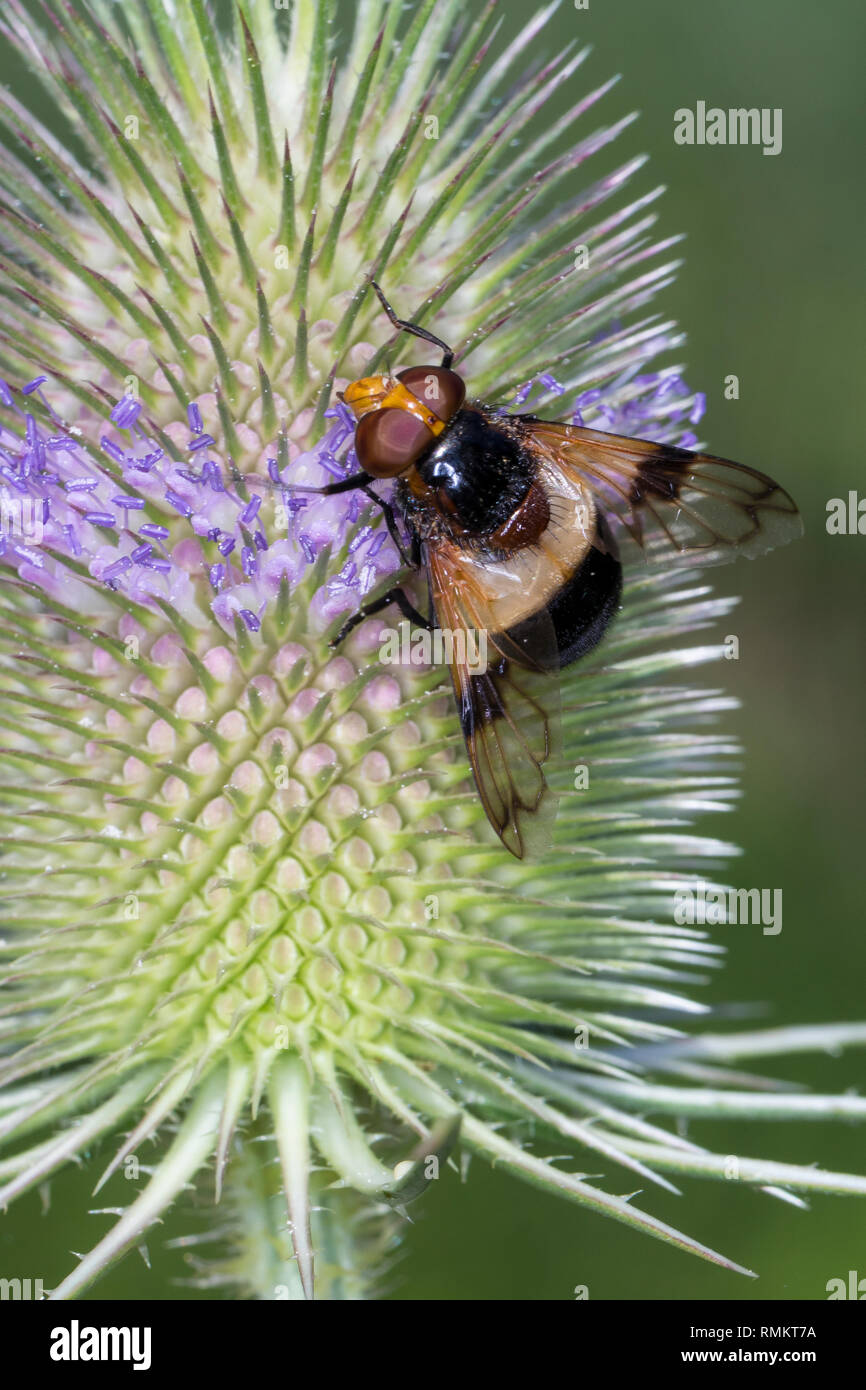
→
(355, 408, 433, 478)
(397, 367, 465, 423)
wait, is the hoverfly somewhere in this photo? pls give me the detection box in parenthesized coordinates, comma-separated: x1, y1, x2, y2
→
(269, 284, 802, 859)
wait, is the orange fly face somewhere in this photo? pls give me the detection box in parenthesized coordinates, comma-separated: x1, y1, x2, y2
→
(340, 374, 395, 418)
(339, 367, 466, 478)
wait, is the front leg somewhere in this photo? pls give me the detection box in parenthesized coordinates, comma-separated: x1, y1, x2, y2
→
(285, 473, 414, 566)
(360, 484, 414, 566)
(288, 471, 371, 496)
(331, 586, 433, 648)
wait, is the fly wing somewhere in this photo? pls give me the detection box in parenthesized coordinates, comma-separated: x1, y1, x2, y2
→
(523, 420, 802, 566)
(425, 539, 561, 860)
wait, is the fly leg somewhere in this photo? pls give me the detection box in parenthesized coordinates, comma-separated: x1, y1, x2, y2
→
(330, 586, 432, 649)
(287, 472, 414, 566)
(360, 485, 414, 567)
(370, 281, 455, 370)
(287, 471, 370, 496)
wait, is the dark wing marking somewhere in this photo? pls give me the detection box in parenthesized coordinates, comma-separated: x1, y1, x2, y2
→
(426, 540, 560, 860)
(523, 421, 802, 566)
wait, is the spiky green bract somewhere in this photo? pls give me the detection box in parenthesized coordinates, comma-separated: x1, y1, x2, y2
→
(1, 0, 866, 1301)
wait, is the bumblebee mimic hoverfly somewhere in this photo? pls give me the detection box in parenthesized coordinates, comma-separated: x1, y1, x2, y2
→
(275, 284, 802, 859)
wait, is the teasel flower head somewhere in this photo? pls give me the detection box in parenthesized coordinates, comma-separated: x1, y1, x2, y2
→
(1, 0, 865, 1300)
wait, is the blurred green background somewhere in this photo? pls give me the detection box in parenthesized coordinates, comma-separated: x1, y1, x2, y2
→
(2, 0, 865, 1300)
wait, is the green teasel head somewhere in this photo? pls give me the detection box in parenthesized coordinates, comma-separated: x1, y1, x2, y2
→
(0, 0, 865, 1300)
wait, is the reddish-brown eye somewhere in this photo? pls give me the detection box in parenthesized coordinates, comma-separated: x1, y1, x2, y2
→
(397, 367, 465, 422)
(355, 408, 434, 477)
